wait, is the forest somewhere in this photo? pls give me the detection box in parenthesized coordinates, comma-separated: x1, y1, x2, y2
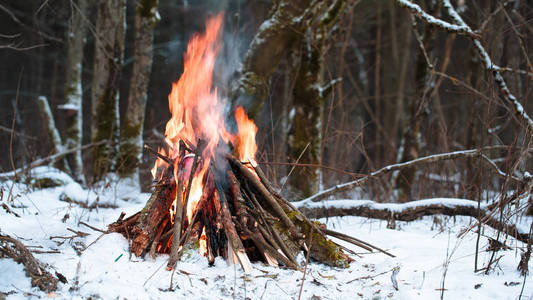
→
(0, 0, 531, 299)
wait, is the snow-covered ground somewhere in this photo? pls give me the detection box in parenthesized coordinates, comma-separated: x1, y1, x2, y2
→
(0, 167, 531, 299)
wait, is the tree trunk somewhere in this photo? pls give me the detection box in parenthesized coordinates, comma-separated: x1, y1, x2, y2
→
(231, 0, 311, 118)
(117, 0, 159, 181)
(286, 37, 324, 198)
(286, 0, 347, 198)
(61, 0, 88, 181)
(37, 96, 68, 172)
(396, 0, 439, 202)
(90, 0, 125, 182)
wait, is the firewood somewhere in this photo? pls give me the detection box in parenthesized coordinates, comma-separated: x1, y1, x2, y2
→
(130, 174, 176, 257)
(241, 179, 299, 265)
(149, 218, 169, 259)
(227, 155, 304, 243)
(251, 162, 281, 197)
(218, 186, 253, 273)
(167, 144, 187, 269)
(108, 212, 140, 233)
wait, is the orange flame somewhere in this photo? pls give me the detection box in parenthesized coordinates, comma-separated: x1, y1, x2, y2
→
(152, 13, 259, 257)
(234, 106, 258, 163)
(165, 13, 228, 161)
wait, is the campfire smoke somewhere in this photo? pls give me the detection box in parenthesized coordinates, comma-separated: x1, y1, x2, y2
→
(109, 13, 385, 273)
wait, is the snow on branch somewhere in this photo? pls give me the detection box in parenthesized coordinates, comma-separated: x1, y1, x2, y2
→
(440, 0, 533, 137)
(303, 146, 522, 202)
(394, 0, 533, 137)
(393, 0, 476, 37)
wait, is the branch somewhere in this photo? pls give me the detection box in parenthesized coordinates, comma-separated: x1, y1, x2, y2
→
(394, 0, 533, 137)
(0, 234, 58, 292)
(303, 146, 520, 202)
(294, 198, 531, 244)
(0, 140, 108, 180)
(393, 0, 477, 38)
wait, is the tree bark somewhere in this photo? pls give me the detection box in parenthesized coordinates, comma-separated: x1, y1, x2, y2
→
(61, 0, 88, 181)
(286, 0, 347, 198)
(396, 0, 439, 202)
(117, 0, 159, 180)
(90, 0, 125, 182)
(37, 96, 69, 172)
(231, 0, 311, 118)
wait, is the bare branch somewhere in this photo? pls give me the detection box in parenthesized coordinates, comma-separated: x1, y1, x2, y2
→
(304, 146, 523, 202)
(393, 0, 477, 38)
(394, 0, 533, 138)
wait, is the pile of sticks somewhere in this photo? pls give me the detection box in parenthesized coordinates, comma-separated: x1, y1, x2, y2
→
(109, 141, 390, 272)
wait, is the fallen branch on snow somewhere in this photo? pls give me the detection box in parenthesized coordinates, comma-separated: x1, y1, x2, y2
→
(294, 198, 531, 244)
(0, 140, 108, 181)
(0, 234, 58, 292)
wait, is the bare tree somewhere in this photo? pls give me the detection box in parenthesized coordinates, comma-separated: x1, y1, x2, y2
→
(117, 0, 160, 182)
(60, 0, 88, 181)
(90, 0, 125, 182)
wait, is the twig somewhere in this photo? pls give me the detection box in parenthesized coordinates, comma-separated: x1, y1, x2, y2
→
(0, 234, 58, 292)
(0, 140, 109, 180)
(393, 0, 477, 38)
(144, 144, 174, 166)
(0, 125, 37, 140)
(78, 221, 108, 234)
(444, 0, 533, 136)
(323, 228, 395, 257)
(297, 226, 313, 300)
(257, 161, 365, 179)
(346, 267, 396, 284)
(81, 232, 107, 253)
(281, 142, 310, 191)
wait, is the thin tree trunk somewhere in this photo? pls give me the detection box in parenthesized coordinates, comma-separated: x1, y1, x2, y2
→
(61, 0, 88, 181)
(90, 0, 125, 182)
(117, 0, 159, 181)
(396, 0, 439, 202)
(37, 96, 68, 172)
(286, 0, 347, 198)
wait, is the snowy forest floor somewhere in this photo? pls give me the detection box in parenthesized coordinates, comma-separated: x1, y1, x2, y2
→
(0, 167, 531, 299)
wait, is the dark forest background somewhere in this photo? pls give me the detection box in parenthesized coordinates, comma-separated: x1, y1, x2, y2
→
(1, 0, 532, 204)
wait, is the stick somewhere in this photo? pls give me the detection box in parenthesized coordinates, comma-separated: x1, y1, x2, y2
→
(218, 183, 253, 273)
(167, 143, 187, 269)
(227, 154, 304, 243)
(323, 228, 394, 257)
(180, 139, 206, 227)
(242, 180, 298, 265)
(144, 144, 174, 167)
(150, 218, 169, 259)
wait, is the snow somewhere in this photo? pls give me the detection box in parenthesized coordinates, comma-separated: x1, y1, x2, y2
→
(56, 103, 79, 111)
(0, 168, 531, 299)
(294, 198, 485, 212)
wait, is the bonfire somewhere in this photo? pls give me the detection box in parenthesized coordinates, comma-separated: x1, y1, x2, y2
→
(108, 14, 386, 272)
